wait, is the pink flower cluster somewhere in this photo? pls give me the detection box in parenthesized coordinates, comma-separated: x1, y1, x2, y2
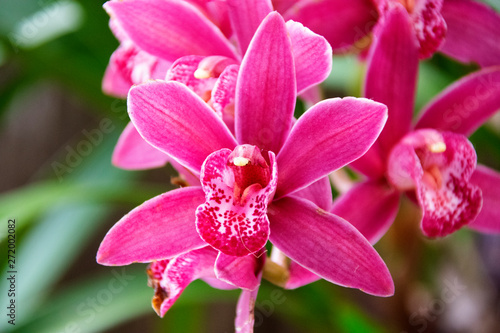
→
(97, 0, 500, 331)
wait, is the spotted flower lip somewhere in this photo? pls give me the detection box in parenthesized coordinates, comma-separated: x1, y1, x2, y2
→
(387, 129, 482, 237)
(330, 4, 500, 245)
(98, 12, 393, 298)
(196, 145, 277, 256)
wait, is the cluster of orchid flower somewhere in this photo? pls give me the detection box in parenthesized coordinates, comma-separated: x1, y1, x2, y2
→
(96, 0, 500, 331)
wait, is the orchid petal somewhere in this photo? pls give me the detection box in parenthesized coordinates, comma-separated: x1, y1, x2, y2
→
(147, 247, 219, 317)
(298, 85, 322, 109)
(331, 179, 400, 244)
(196, 148, 278, 257)
(364, 4, 419, 159)
(215, 251, 265, 290)
(286, 261, 320, 289)
(268, 196, 394, 296)
(201, 277, 237, 290)
(274, 0, 296, 13)
(128, 81, 237, 174)
(275, 97, 388, 198)
(235, 12, 296, 153)
(112, 122, 169, 170)
(102, 45, 134, 98)
(283, 0, 379, 52)
(286, 20, 332, 94)
(212, 64, 240, 132)
(293, 177, 333, 211)
(415, 66, 500, 136)
(235, 277, 261, 333)
(104, 0, 237, 62)
(440, 0, 500, 67)
(168, 158, 202, 187)
(227, 0, 273, 54)
(97, 187, 206, 266)
(349, 148, 387, 179)
(103, 41, 171, 98)
(468, 165, 500, 233)
(387, 130, 482, 237)
(186, 0, 232, 38)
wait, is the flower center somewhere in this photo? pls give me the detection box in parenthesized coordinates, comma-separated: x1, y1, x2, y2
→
(397, 0, 415, 13)
(226, 145, 271, 205)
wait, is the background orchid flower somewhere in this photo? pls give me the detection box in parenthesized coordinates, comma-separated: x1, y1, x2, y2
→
(280, 0, 500, 66)
(373, 0, 500, 63)
(97, 13, 394, 329)
(104, 0, 332, 172)
(332, 5, 500, 245)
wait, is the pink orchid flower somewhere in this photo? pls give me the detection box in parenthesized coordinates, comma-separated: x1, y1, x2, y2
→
(97, 12, 394, 328)
(279, 0, 500, 65)
(104, 0, 332, 172)
(331, 5, 500, 245)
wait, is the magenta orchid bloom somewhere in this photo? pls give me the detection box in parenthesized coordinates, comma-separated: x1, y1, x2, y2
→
(373, 0, 500, 63)
(97, 12, 394, 329)
(103, 0, 332, 172)
(279, 0, 500, 66)
(331, 5, 500, 245)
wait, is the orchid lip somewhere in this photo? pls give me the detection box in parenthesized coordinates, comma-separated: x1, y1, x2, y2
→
(196, 145, 278, 257)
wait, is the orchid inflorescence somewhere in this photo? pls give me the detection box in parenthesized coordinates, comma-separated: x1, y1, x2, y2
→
(97, 0, 500, 331)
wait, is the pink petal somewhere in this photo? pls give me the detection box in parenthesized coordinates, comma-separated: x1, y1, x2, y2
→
(349, 147, 387, 179)
(387, 129, 482, 237)
(215, 251, 265, 290)
(128, 81, 237, 174)
(275, 97, 388, 198)
(298, 85, 322, 108)
(363, 4, 419, 160)
(235, 12, 296, 154)
(283, 0, 379, 52)
(331, 179, 400, 244)
(103, 43, 171, 98)
(286, 20, 332, 94)
(196, 148, 278, 256)
(167, 158, 201, 187)
(226, 0, 273, 54)
(415, 67, 500, 136)
(112, 122, 169, 170)
(286, 261, 320, 289)
(212, 64, 240, 133)
(102, 45, 134, 98)
(293, 176, 333, 211)
(109, 17, 128, 43)
(468, 165, 500, 233)
(440, 0, 500, 67)
(104, 0, 237, 62)
(201, 277, 237, 290)
(268, 197, 394, 296)
(147, 247, 219, 316)
(187, 0, 232, 38)
(235, 277, 261, 333)
(97, 187, 206, 266)
(274, 0, 297, 13)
